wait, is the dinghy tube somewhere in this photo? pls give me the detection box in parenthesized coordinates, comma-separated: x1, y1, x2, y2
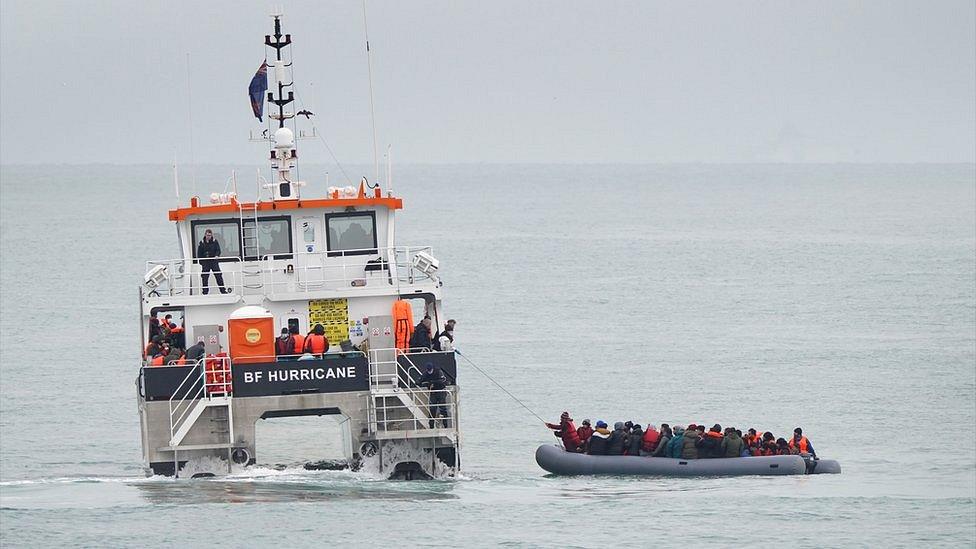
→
(535, 444, 841, 476)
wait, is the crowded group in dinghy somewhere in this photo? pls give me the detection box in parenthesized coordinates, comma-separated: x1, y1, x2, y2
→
(538, 412, 840, 476)
(546, 412, 816, 459)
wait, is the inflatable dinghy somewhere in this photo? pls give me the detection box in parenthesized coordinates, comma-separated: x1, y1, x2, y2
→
(536, 444, 841, 476)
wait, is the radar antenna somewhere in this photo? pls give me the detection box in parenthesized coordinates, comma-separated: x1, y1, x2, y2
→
(262, 12, 304, 201)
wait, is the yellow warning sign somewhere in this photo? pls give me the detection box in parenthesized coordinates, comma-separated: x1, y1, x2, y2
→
(309, 298, 349, 345)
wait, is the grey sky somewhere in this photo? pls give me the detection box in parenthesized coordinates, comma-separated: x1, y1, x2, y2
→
(1, 0, 974, 164)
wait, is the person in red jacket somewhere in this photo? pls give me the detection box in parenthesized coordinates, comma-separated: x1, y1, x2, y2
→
(576, 419, 593, 447)
(546, 411, 583, 452)
(640, 424, 661, 456)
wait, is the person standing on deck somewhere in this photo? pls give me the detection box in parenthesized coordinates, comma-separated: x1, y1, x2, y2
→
(410, 316, 433, 350)
(418, 363, 449, 428)
(197, 229, 227, 295)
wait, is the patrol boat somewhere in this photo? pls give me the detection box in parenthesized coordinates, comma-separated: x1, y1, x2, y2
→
(136, 13, 460, 480)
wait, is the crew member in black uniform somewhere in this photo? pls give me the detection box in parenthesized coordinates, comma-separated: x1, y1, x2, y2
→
(197, 229, 227, 294)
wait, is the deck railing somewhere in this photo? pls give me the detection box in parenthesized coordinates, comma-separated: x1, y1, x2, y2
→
(143, 245, 438, 297)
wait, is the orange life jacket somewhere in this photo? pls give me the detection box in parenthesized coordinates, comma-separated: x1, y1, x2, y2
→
(176, 355, 187, 366)
(788, 436, 809, 453)
(304, 333, 329, 354)
(291, 333, 306, 354)
(392, 300, 414, 350)
(150, 355, 164, 366)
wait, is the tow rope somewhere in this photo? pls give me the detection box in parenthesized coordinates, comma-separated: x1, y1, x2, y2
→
(455, 350, 548, 426)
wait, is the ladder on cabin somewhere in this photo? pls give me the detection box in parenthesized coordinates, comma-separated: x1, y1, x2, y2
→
(239, 203, 264, 289)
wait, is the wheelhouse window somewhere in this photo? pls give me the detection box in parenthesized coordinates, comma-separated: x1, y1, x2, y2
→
(191, 220, 240, 261)
(243, 217, 292, 260)
(326, 212, 377, 256)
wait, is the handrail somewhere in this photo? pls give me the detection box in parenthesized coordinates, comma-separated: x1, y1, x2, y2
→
(167, 356, 232, 446)
(143, 245, 437, 297)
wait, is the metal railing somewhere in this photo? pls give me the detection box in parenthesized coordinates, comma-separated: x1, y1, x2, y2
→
(366, 347, 459, 436)
(143, 246, 438, 298)
(167, 356, 232, 446)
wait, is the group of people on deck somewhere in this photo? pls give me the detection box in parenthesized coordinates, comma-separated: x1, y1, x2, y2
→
(547, 412, 816, 459)
(409, 316, 456, 352)
(145, 314, 206, 366)
(275, 324, 330, 360)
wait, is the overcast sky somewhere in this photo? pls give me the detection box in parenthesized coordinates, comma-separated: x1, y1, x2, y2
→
(1, 0, 974, 164)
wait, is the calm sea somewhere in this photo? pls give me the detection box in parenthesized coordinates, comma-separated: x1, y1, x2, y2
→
(1, 163, 974, 547)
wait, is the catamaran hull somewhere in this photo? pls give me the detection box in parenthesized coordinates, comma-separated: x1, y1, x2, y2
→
(535, 444, 840, 476)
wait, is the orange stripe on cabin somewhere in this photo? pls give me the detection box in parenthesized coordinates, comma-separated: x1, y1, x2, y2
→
(168, 195, 403, 221)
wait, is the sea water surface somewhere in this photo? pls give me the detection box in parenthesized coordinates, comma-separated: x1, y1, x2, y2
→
(1, 164, 974, 547)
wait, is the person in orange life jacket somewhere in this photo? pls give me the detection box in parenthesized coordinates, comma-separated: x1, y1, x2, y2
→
(743, 428, 760, 450)
(289, 325, 305, 355)
(586, 421, 611, 455)
(184, 340, 206, 363)
(640, 424, 661, 456)
(696, 424, 725, 458)
(409, 316, 433, 350)
(775, 438, 794, 455)
(576, 419, 594, 451)
(197, 229, 227, 295)
(755, 432, 777, 456)
(304, 324, 329, 355)
(789, 427, 816, 457)
(150, 342, 171, 366)
(546, 411, 584, 452)
(276, 327, 295, 358)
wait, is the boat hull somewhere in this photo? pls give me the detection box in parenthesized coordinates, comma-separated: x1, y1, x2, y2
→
(536, 444, 839, 476)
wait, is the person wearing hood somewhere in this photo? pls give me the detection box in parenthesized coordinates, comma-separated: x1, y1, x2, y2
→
(666, 425, 686, 458)
(722, 428, 747, 458)
(681, 423, 702, 459)
(184, 340, 206, 362)
(576, 419, 594, 450)
(696, 424, 725, 458)
(627, 424, 644, 456)
(587, 421, 611, 455)
(606, 422, 628, 455)
(639, 424, 661, 456)
(545, 412, 584, 453)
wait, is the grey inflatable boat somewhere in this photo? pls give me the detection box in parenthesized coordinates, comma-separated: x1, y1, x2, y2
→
(536, 444, 841, 476)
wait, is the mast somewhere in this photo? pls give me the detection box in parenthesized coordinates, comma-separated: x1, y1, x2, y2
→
(263, 12, 302, 200)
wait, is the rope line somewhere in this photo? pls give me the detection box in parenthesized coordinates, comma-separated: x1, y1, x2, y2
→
(455, 350, 548, 425)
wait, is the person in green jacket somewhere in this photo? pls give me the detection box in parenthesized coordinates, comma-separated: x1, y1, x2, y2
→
(681, 424, 702, 459)
(722, 429, 747, 458)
